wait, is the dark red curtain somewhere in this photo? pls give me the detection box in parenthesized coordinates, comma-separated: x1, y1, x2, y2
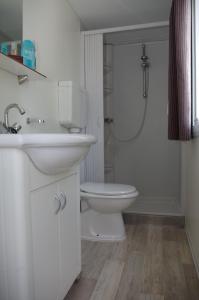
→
(168, 0, 192, 140)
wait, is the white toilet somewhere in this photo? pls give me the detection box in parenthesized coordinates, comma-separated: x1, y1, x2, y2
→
(58, 81, 139, 241)
(80, 182, 139, 241)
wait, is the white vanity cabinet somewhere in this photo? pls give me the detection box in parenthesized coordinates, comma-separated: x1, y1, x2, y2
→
(31, 175, 81, 300)
(58, 177, 81, 300)
(31, 182, 60, 300)
(0, 149, 81, 300)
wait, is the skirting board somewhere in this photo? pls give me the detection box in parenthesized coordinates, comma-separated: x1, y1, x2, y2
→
(124, 197, 183, 216)
(186, 229, 199, 279)
(123, 213, 185, 227)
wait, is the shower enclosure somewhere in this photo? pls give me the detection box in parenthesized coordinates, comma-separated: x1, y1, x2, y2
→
(81, 22, 182, 216)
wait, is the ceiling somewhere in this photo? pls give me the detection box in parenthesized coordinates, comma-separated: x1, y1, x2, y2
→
(105, 26, 169, 45)
(68, 0, 172, 30)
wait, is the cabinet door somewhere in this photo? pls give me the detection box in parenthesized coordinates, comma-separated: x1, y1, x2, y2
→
(31, 184, 60, 300)
(58, 175, 81, 300)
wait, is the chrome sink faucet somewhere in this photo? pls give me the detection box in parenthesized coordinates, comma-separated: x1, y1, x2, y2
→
(3, 103, 26, 134)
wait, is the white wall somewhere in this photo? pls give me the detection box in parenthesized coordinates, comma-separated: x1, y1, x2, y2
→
(0, 70, 20, 123)
(109, 41, 181, 214)
(23, 0, 80, 82)
(0, 71, 64, 133)
(0, 0, 81, 133)
(184, 139, 199, 275)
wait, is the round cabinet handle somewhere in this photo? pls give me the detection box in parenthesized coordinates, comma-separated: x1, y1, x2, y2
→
(60, 192, 67, 211)
(54, 195, 61, 214)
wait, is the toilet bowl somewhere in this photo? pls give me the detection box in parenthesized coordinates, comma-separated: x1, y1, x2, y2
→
(80, 182, 139, 241)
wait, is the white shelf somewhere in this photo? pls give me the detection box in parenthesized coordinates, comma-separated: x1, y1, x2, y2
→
(0, 52, 47, 81)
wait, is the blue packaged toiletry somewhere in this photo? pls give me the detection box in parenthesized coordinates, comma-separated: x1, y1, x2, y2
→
(1, 42, 11, 55)
(10, 41, 21, 55)
(21, 40, 36, 70)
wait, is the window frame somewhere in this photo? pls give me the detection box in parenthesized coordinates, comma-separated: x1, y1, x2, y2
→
(192, 0, 199, 136)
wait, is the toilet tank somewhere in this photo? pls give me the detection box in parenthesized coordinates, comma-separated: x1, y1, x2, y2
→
(58, 81, 88, 132)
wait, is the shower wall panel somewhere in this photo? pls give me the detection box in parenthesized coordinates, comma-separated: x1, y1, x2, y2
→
(110, 41, 181, 214)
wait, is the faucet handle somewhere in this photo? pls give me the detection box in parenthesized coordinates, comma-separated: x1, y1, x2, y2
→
(11, 123, 22, 133)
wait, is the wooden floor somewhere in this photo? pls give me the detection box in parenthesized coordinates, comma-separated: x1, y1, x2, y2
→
(65, 216, 199, 300)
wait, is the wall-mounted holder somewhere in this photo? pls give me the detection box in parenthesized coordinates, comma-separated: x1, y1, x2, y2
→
(18, 75, 29, 85)
(26, 117, 45, 125)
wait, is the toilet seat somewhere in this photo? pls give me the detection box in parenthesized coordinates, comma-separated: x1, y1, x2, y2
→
(81, 191, 139, 199)
(81, 182, 137, 196)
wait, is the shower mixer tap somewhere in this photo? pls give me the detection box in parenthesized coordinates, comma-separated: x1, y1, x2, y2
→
(104, 117, 114, 124)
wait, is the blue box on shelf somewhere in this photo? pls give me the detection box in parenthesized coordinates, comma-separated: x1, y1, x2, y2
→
(21, 40, 36, 70)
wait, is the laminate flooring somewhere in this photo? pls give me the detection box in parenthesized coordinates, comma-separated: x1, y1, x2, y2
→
(65, 216, 199, 300)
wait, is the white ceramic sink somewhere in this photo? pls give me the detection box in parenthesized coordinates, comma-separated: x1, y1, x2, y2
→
(0, 134, 96, 174)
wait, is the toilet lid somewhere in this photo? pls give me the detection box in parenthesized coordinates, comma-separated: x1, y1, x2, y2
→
(81, 182, 137, 196)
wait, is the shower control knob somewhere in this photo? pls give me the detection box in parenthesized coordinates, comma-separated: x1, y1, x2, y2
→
(104, 118, 114, 124)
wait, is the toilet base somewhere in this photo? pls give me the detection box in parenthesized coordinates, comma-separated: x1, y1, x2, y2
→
(81, 209, 126, 242)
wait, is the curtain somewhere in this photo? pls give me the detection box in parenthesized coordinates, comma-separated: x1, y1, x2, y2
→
(168, 0, 192, 140)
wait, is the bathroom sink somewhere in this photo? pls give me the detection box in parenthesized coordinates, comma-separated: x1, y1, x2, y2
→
(0, 134, 96, 174)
